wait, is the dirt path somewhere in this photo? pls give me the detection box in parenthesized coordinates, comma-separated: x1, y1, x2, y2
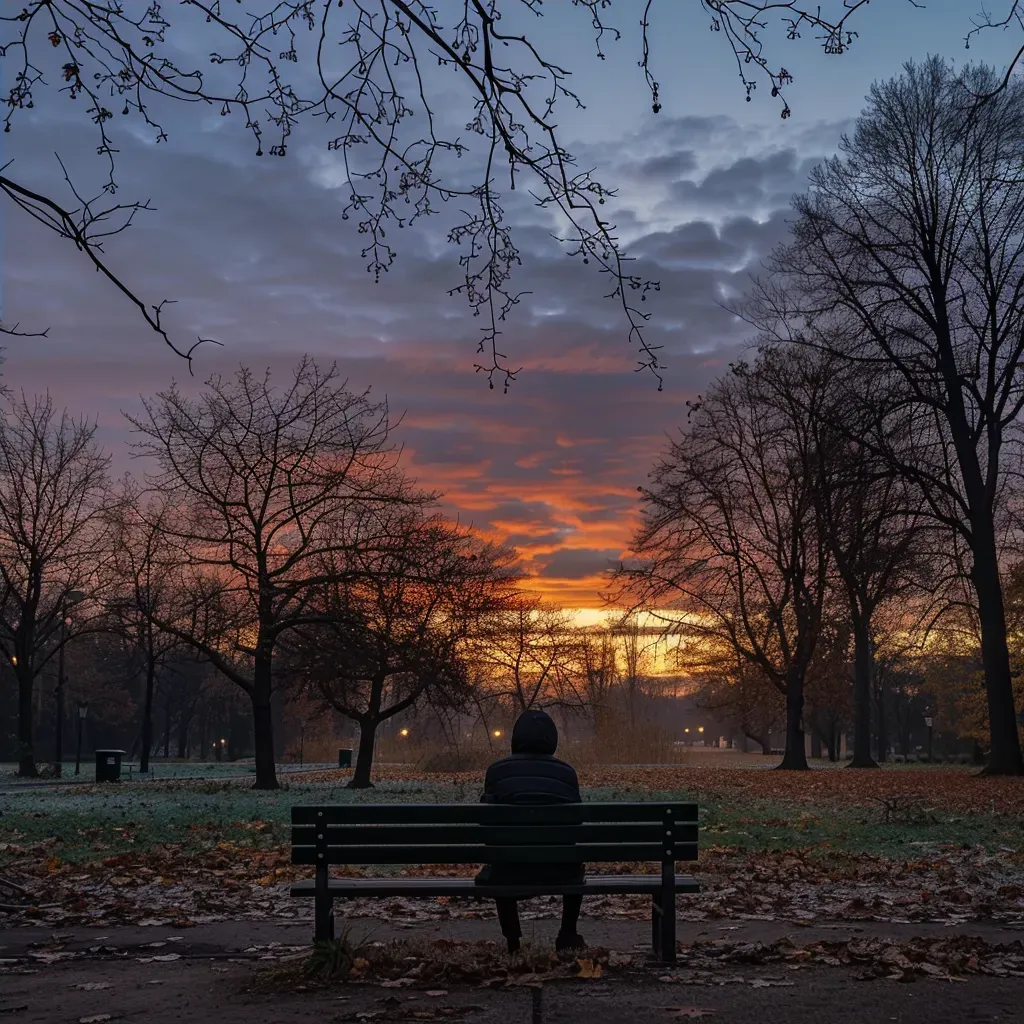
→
(2, 955, 1022, 1024)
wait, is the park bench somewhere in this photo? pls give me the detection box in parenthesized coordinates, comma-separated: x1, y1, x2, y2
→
(290, 801, 699, 963)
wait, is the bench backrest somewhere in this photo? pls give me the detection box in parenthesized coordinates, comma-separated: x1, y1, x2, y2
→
(291, 802, 698, 869)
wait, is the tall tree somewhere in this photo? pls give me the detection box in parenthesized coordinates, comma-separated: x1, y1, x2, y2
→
(104, 478, 189, 773)
(754, 57, 1024, 773)
(0, 392, 111, 776)
(621, 354, 829, 770)
(290, 508, 516, 788)
(755, 347, 933, 767)
(126, 357, 419, 789)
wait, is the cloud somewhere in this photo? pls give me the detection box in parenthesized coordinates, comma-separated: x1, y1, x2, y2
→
(3, 98, 845, 605)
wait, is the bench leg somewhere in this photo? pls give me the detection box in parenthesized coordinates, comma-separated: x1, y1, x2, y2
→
(658, 893, 676, 964)
(314, 895, 334, 943)
(652, 870, 676, 964)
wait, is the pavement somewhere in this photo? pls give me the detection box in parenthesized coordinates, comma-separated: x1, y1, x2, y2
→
(3, 915, 1024, 1024)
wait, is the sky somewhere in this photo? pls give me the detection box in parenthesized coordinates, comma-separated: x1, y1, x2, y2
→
(1, 1, 1017, 609)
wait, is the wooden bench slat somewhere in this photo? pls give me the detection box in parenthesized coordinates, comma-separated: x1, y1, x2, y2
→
(292, 802, 697, 826)
(292, 841, 696, 866)
(291, 822, 694, 846)
(290, 874, 701, 898)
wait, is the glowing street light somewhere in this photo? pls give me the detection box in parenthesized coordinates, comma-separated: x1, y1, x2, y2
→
(698, 726, 704, 733)
(399, 728, 409, 738)
(493, 729, 502, 738)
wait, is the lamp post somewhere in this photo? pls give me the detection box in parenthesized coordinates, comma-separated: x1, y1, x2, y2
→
(54, 591, 86, 778)
(924, 714, 934, 764)
(75, 702, 89, 776)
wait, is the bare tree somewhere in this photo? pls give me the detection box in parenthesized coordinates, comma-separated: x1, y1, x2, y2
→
(753, 346, 935, 767)
(686, 644, 784, 755)
(620, 353, 830, 770)
(472, 594, 584, 713)
(0, 392, 111, 776)
(126, 356, 418, 789)
(1, 2, 892, 380)
(753, 57, 1024, 774)
(610, 612, 655, 729)
(103, 477, 192, 774)
(288, 506, 516, 788)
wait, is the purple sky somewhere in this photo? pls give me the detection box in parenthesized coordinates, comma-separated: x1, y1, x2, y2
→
(1, 1, 1015, 606)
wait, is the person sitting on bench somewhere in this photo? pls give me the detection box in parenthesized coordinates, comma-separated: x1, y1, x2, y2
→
(475, 708, 586, 955)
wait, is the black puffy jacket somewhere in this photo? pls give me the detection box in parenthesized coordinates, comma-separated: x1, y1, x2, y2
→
(475, 709, 584, 885)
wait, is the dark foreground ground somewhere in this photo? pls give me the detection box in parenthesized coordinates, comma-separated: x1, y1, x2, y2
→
(3, 917, 1023, 1024)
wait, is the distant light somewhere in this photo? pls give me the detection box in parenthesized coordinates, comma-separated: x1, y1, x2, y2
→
(10, 656, 16, 666)
(400, 728, 409, 737)
(684, 728, 690, 733)
(493, 730, 502, 738)
(698, 726, 704, 733)
(220, 738, 226, 744)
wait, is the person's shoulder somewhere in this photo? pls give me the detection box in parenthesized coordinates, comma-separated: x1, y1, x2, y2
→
(547, 755, 579, 777)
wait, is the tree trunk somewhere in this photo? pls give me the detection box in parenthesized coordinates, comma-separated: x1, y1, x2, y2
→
(849, 613, 878, 768)
(251, 695, 278, 788)
(163, 693, 171, 759)
(16, 664, 37, 778)
(349, 717, 378, 789)
(250, 647, 279, 789)
(777, 665, 809, 770)
(971, 535, 1024, 775)
(810, 729, 822, 759)
(140, 654, 156, 773)
(876, 674, 887, 764)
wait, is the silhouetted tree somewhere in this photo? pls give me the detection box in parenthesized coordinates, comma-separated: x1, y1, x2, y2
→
(289, 506, 516, 788)
(753, 57, 1024, 773)
(126, 356, 423, 789)
(0, 392, 111, 776)
(622, 352, 830, 770)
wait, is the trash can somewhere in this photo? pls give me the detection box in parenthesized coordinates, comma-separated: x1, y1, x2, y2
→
(95, 749, 126, 783)
(338, 748, 353, 769)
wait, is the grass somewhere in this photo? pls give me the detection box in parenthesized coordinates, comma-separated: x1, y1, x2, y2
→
(2, 764, 1022, 870)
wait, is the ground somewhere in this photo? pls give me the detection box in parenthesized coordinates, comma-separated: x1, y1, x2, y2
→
(2, 753, 1024, 1022)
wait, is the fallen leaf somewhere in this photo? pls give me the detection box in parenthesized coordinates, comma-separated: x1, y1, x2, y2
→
(576, 958, 602, 979)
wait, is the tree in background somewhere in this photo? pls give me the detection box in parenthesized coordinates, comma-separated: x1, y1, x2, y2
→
(471, 595, 585, 716)
(0, 392, 111, 777)
(127, 356, 420, 789)
(754, 346, 935, 767)
(289, 507, 516, 788)
(755, 58, 1024, 773)
(103, 479, 191, 773)
(623, 353, 830, 770)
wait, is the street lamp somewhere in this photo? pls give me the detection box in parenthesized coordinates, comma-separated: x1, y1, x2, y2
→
(924, 713, 934, 763)
(54, 590, 86, 778)
(399, 728, 409, 738)
(493, 729, 502, 739)
(74, 702, 89, 776)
